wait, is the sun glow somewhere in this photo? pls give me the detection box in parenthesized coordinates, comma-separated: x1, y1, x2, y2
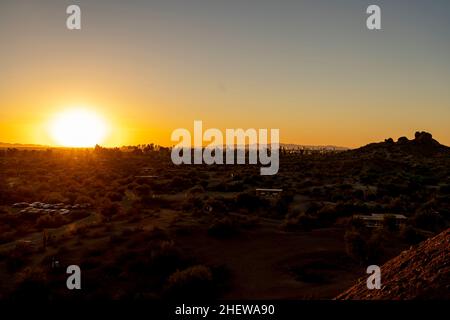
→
(49, 109, 108, 147)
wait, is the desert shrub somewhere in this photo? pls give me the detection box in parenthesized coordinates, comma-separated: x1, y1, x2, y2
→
(281, 217, 299, 231)
(75, 194, 94, 205)
(188, 185, 205, 195)
(224, 181, 244, 192)
(412, 210, 446, 232)
(181, 195, 203, 212)
(316, 204, 340, 226)
(285, 207, 301, 220)
(310, 187, 323, 197)
(165, 265, 214, 300)
(352, 189, 365, 200)
(9, 186, 36, 203)
(126, 202, 143, 216)
(168, 177, 191, 192)
(204, 198, 228, 215)
(107, 191, 123, 202)
(282, 214, 318, 231)
(42, 191, 67, 204)
(140, 195, 171, 209)
(345, 229, 385, 263)
(340, 201, 365, 216)
(100, 201, 121, 222)
(207, 181, 227, 192)
(135, 184, 151, 197)
(298, 214, 319, 230)
(68, 223, 89, 236)
(36, 214, 68, 229)
(5, 242, 34, 272)
(68, 210, 90, 222)
(344, 230, 367, 263)
(0, 213, 20, 228)
(400, 225, 427, 244)
(273, 193, 293, 217)
(348, 216, 366, 231)
(382, 215, 399, 232)
(0, 231, 15, 245)
(377, 182, 404, 197)
(110, 234, 126, 244)
(121, 228, 135, 237)
(236, 192, 260, 210)
(331, 193, 345, 202)
(149, 240, 186, 274)
(11, 268, 50, 301)
(236, 215, 260, 229)
(127, 227, 169, 248)
(366, 231, 386, 263)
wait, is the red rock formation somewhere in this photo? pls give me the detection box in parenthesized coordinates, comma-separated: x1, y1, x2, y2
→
(337, 229, 449, 300)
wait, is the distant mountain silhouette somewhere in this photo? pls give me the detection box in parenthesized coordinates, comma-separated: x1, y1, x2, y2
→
(336, 228, 450, 300)
(0, 142, 48, 149)
(280, 143, 349, 151)
(349, 131, 450, 157)
(1, 132, 447, 153)
(0, 142, 349, 151)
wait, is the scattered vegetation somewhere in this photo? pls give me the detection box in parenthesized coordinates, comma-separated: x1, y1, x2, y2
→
(0, 132, 448, 300)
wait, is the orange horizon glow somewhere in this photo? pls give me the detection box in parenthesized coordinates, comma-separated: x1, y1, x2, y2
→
(0, 106, 448, 150)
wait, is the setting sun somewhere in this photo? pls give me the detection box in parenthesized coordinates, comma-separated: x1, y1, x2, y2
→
(49, 109, 108, 147)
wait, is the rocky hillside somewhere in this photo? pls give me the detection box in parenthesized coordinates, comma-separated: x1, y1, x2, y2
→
(349, 131, 450, 158)
(336, 228, 449, 300)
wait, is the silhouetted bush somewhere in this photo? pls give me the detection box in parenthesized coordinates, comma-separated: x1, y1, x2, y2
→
(100, 201, 121, 222)
(344, 230, 367, 263)
(316, 204, 340, 226)
(107, 191, 123, 202)
(149, 240, 186, 274)
(36, 214, 67, 229)
(345, 229, 385, 264)
(12, 268, 50, 301)
(400, 225, 427, 244)
(382, 215, 399, 232)
(5, 242, 34, 272)
(282, 213, 319, 231)
(366, 231, 386, 263)
(165, 265, 214, 300)
(236, 192, 260, 210)
(0, 231, 15, 245)
(413, 209, 446, 232)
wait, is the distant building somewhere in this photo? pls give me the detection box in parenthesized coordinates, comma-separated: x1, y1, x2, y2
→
(353, 213, 407, 228)
(12, 202, 29, 208)
(256, 188, 283, 199)
(135, 175, 159, 178)
(14, 202, 91, 215)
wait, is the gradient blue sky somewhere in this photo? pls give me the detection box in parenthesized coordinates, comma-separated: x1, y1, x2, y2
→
(1, 0, 449, 147)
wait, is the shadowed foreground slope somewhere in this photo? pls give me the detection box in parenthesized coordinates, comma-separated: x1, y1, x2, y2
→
(337, 228, 449, 300)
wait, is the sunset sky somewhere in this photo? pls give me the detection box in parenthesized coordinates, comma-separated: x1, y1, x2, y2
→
(1, 0, 449, 147)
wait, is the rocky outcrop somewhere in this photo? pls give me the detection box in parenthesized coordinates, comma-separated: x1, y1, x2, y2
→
(352, 131, 450, 157)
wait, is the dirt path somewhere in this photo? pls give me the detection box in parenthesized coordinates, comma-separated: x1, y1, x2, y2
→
(0, 214, 99, 252)
(178, 226, 363, 299)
